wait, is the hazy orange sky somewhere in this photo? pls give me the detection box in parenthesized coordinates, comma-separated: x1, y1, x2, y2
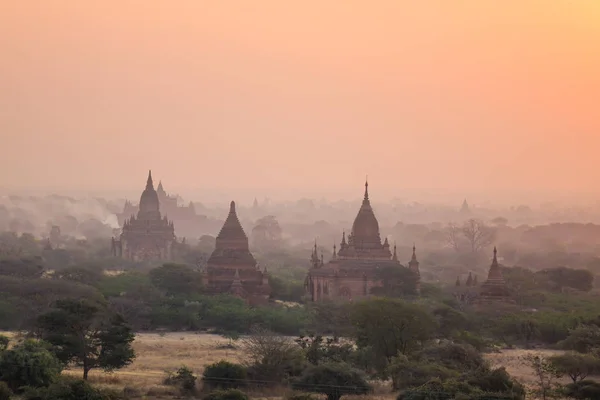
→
(1, 1, 599, 203)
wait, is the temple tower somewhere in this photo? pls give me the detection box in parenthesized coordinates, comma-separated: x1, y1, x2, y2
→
(479, 247, 512, 302)
(205, 201, 271, 304)
(112, 171, 175, 262)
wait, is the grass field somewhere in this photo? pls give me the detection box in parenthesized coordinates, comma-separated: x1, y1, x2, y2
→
(0, 331, 579, 399)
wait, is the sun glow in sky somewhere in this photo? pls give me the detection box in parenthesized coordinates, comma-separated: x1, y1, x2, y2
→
(1, 1, 599, 203)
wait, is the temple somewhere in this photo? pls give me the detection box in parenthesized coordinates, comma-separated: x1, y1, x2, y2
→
(305, 181, 419, 301)
(453, 247, 512, 305)
(478, 247, 512, 302)
(202, 201, 271, 305)
(116, 179, 211, 238)
(111, 171, 176, 262)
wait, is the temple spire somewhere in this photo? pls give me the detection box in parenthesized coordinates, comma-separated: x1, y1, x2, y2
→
(411, 243, 417, 262)
(492, 246, 498, 266)
(332, 243, 337, 260)
(466, 272, 473, 286)
(364, 177, 369, 201)
(146, 170, 154, 189)
(455, 276, 461, 287)
(392, 243, 398, 261)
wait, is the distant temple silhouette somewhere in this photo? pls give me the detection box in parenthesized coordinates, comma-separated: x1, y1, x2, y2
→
(201, 201, 271, 305)
(305, 180, 420, 302)
(112, 171, 175, 262)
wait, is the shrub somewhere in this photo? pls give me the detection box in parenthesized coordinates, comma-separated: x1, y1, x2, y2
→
(563, 379, 600, 400)
(0, 382, 12, 400)
(164, 366, 197, 395)
(0, 340, 62, 392)
(202, 361, 247, 390)
(286, 393, 318, 400)
(0, 335, 9, 352)
(242, 328, 306, 384)
(203, 389, 249, 400)
(388, 356, 458, 390)
(292, 362, 372, 400)
(21, 376, 115, 400)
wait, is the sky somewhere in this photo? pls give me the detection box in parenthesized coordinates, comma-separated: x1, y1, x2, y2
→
(1, 1, 599, 204)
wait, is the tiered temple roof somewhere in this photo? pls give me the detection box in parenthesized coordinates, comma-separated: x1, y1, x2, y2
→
(337, 181, 392, 260)
(306, 180, 419, 301)
(205, 201, 270, 304)
(113, 171, 175, 261)
(479, 247, 511, 299)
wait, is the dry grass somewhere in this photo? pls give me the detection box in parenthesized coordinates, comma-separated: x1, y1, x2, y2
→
(66, 332, 244, 393)
(2, 331, 587, 399)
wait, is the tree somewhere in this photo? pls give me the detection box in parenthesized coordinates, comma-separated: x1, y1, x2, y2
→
(36, 299, 135, 380)
(446, 220, 496, 254)
(0, 339, 63, 392)
(559, 325, 600, 354)
(0, 257, 44, 279)
(295, 335, 354, 366)
(251, 216, 283, 251)
(371, 266, 420, 297)
(292, 362, 371, 400)
(220, 331, 241, 348)
(522, 353, 562, 400)
(550, 353, 600, 383)
(241, 327, 305, 384)
(148, 263, 203, 297)
(462, 219, 496, 253)
(350, 298, 436, 370)
(537, 267, 594, 293)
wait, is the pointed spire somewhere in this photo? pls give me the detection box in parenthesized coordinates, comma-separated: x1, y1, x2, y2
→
(392, 242, 398, 261)
(341, 231, 347, 246)
(214, 200, 250, 250)
(364, 177, 369, 201)
(157, 180, 164, 193)
(466, 272, 473, 286)
(332, 243, 337, 260)
(492, 246, 498, 265)
(146, 170, 154, 189)
(456, 276, 461, 287)
(320, 252, 324, 266)
(411, 243, 418, 262)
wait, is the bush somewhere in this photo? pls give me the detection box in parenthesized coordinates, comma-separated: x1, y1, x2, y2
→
(286, 394, 318, 400)
(563, 379, 600, 400)
(0, 340, 62, 392)
(164, 366, 197, 395)
(0, 335, 9, 352)
(0, 382, 12, 400)
(203, 389, 249, 400)
(202, 361, 247, 390)
(21, 376, 115, 400)
(242, 328, 306, 385)
(292, 362, 372, 400)
(415, 342, 485, 373)
(388, 356, 458, 390)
